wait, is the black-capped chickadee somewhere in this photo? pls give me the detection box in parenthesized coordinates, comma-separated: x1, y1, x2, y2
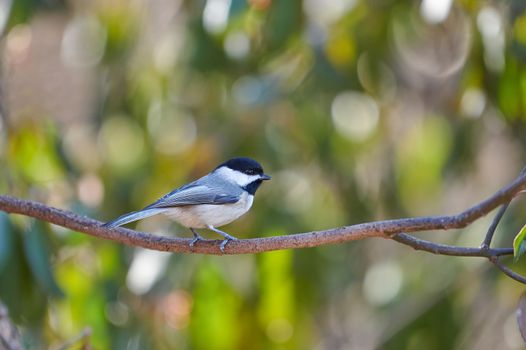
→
(103, 157, 271, 251)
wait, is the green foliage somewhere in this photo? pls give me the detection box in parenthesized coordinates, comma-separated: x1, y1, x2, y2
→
(0, 213, 13, 270)
(23, 221, 64, 298)
(514, 224, 526, 262)
(2, 0, 526, 348)
(0, 219, 48, 325)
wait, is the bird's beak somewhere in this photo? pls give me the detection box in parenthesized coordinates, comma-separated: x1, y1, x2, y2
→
(260, 174, 271, 181)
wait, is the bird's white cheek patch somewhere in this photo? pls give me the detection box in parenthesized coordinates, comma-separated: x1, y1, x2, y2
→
(214, 167, 260, 187)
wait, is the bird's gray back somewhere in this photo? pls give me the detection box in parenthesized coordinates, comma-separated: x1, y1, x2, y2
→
(143, 172, 244, 209)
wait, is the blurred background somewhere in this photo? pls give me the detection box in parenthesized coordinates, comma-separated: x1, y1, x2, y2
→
(1, 0, 526, 349)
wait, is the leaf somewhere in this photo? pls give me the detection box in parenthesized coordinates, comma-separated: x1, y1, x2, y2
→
(0, 212, 14, 270)
(514, 224, 526, 262)
(517, 292, 526, 342)
(0, 223, 49, 325)
(23, 221, 64, 298)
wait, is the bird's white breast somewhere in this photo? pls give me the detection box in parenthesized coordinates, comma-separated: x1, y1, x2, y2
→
(163, 192, 254, 229)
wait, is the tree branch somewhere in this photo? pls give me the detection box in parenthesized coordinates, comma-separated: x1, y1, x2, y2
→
(0, 168, 525, 257)
(392, 199, 515, 258)
(391, 233, 513, 257)
(490, 257, 526, 284)
(481, 203, 509, 249)
(387, 189, 526, 284)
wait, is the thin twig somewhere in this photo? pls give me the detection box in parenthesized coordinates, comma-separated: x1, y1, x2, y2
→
(0, 168, 525, 255)
(392, 233, 513, 257)
(490, 257, 526, 284)
(480, 200, 526, 284)
(393, 194, 526, 284)
(481, 203, 509, 249)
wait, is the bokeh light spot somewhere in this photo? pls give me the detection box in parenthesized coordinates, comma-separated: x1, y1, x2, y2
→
(420, 0, 453, 24)
(99, 116, 146, 171)
(277, 170, 313, 214)
(160, 290, 193, 330)
(248, 0, 271, 11)
(153, 34, 181, 73)
(203, 0, 231, 34)
(233, 76, 264, 106)
(6, 24, 32, 64)
(331, 91, 379, 141)
(303, 0, 356, 26)
(514, 15, 526, 45)
(224, 31, 250, 60)
(460, 88, 486, 118)
(126, 249, 170, 295)
(61, 15, 106, 68)
(325, 33, 355, 67)
(266, 318, 293, 343)
(363, 261, 403, 306)
(477, 7, 505, 72)
(77, 173, 104, 207)
(147, 104, 197, 155)
(105, 301, 129, 326)
(63, 125, 101, 171)
(11, 126, 64, 183)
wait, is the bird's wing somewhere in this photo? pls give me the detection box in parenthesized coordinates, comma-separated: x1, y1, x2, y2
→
(143, 183, 240, 209)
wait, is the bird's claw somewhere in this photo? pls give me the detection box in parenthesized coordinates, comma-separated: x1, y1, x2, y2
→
(219, 236, 238, 253)
(189, 229, 205, 248)
(189, 236, 202, 248)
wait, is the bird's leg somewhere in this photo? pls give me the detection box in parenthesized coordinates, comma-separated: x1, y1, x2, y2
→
(189, 228, 204, 247)
(207, 226, 238, 252)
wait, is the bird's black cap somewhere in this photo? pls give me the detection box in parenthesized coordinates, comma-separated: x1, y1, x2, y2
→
(216, 157, 269, 178)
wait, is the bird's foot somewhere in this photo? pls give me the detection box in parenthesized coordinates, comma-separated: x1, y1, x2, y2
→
(219, 236, 238, 253)
(189, 236, 202, 248)
(189, 229, 205, 248)
(206, 226, 239, 253)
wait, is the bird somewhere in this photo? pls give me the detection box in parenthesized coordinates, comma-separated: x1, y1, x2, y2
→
(102, 157, 271, 252)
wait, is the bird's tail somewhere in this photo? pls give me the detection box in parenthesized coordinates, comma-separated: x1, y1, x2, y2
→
(102, 208, 166, 228)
